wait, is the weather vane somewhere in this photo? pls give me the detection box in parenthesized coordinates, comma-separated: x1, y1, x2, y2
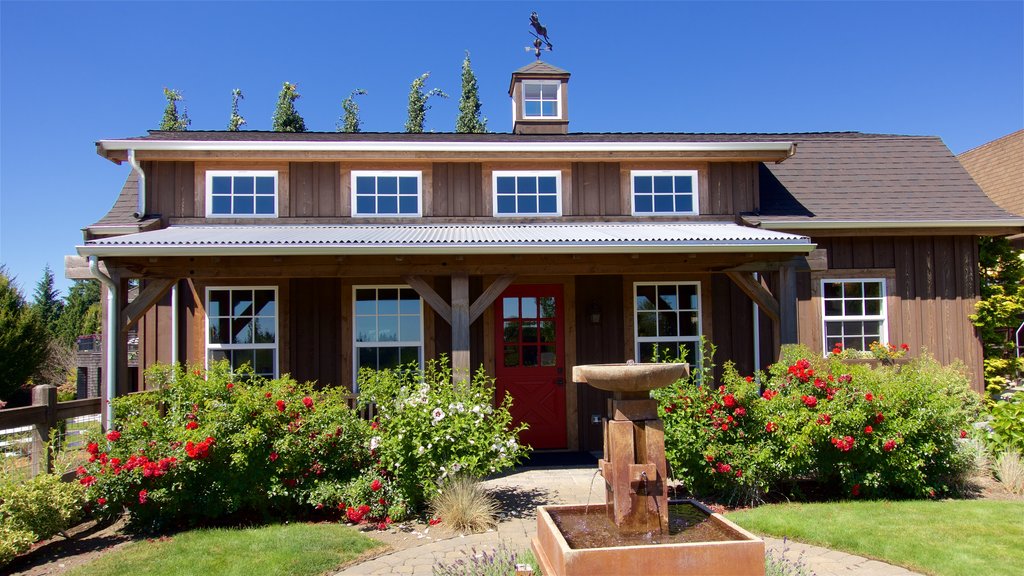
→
(526, 11, 553, 59)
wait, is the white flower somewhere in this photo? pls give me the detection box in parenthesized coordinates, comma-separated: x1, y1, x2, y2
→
(452, 462, 462, 472)
(370, 436, 380, 451)
(432, 408, 445, 423)
(472, 405, 481, 414)
(418, 445, 425, 455)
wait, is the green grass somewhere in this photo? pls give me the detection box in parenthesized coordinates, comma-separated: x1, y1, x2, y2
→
(65, 522, 386, 576)
(727, 500, 1024, 576)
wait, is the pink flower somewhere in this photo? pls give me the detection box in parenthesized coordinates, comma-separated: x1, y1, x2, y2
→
(733, 407, 746, 418)
(138, 489, 148, 504)
(106, 430, 121, 442)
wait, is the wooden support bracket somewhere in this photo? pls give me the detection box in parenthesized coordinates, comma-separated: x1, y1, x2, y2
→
(402, 275, 452, 325)
(121, 278, 177, 330)
(725, 271, 781, 322)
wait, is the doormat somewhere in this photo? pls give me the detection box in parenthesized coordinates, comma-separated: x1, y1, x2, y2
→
(521, 451, 598, 468)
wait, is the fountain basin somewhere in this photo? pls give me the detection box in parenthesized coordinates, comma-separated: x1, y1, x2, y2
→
(572, 363, 688, 394)
(532, 500, 764, 576)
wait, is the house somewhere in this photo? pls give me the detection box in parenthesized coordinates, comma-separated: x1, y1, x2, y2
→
(66, 61, 1024, 453)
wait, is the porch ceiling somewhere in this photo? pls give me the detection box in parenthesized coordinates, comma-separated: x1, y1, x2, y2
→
(77, 222, 813, 257)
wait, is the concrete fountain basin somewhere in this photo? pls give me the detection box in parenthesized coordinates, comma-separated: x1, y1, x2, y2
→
(571, 363, 688, 394)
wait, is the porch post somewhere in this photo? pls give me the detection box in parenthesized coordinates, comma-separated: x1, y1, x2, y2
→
(451, 272, 471, 383)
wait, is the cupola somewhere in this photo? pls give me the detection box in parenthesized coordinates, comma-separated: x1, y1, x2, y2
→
(508, 61, 570, 135)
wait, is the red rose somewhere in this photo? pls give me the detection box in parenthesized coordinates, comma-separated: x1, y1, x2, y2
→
(864, 392, 874, 402)
(883, 440, 896, 452)
(715, 462, 732, 474)
(801, 395, 818, 408)
(265, 392, 273, 398)
(864, 425, 873, 435)
(734, 407, 746, 418)
(86, 442, 99, 455)
(705, 454, 715, 462)
(106, 430, 121, 442)
(302, 396, 314, 409)
(269, 452, 279, 462)
(80, 475, 96, 487)
(901, 343, 909, 351)
(960, 429, 968, 439)
(762, 389, 778, 401)
(371, 479, 382, 492)
(97, 497, 107, 506)
(735, 469, 743, 478)
(744, 376, 754, 383)
(141, 421, 148, 427)
(875, 413, 885, 424)
(226, 383, 234, 390)
(377, 522, 388, 531)
(851, 484, 861, 497)
(664, 404, 674, 414)
(766, 422, 778, 433)
(723, 394, 737, 408)
(186, 421, 198, 430)
(138, 489, 148, 504)
(720, 424, 729, 431)
(370, 421, 379, 430)
(276, 400, 286, 412)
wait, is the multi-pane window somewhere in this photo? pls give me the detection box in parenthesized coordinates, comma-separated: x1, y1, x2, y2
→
(501, 295, 558, 368)
(351, 171, 421, 217)
(493, 171, 561, 216)
(523, 81, 560, 118)
(207, 171, 278, 217)
(354, 287, 423, 377)
(631, 170, 699, 215)
(206, 288, 277, 378)
(634, 282, 701, 364)
(822, 279, 887, 352)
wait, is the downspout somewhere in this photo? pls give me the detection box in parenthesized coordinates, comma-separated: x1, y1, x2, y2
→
(128, 149, 146, 219)
(170, 281, 178, 375)
(89, 256, 118, 431)
(752, 272, 761, 384)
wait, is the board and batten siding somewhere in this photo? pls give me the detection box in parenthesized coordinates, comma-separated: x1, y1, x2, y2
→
(290, 162, 342, 218)
(143, 161, 195, 222)
(797, 235, 983, 391)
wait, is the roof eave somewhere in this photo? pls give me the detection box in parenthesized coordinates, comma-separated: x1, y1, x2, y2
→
(753, 219, 1024, 230)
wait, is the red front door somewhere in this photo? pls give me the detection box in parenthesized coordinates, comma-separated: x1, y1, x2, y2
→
(494, 284, 566, 449)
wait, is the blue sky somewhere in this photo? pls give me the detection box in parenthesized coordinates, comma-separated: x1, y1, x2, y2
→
(1, 1, 1021, 296)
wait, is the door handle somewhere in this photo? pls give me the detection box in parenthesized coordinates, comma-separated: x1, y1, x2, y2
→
(555, 378, 565, 387)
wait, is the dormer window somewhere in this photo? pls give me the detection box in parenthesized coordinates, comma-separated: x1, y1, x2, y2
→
(207, 171, 278, 217)
(493, 171, 562, 216)
(631, 170, 699, 216)
(351, 171, 422, 217)
(523, 81, 560, 118)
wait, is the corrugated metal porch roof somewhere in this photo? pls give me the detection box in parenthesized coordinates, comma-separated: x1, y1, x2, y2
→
(78, 222, 813, 257)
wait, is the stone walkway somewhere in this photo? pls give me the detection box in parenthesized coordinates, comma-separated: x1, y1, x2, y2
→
(335, 466, 923, 576)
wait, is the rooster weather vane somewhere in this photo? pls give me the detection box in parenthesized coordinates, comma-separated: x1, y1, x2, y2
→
(527, 11, 553, 59)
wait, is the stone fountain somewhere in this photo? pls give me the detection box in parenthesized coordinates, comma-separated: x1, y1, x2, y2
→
(530, 362, 765, 576)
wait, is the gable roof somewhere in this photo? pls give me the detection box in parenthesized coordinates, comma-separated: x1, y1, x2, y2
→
(513, 61, 570, 75)
(957, 129, 1024, 217)
(749, 133, 1022, 228)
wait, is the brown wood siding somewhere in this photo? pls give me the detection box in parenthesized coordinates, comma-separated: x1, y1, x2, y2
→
(289, 278, 342, 388)
(571, 163, 623, 217)
(574, 276, 625, 452)
(710, 275, 760, 381)
(143, 161, 195, 221)
(707, 162, 757, 216)
(289, 163, 341, 218)
(796, 235, 983, 391)
(429, 275, 485, 370)
(432, 163, 484, 217)
(136, 280, 197, 383)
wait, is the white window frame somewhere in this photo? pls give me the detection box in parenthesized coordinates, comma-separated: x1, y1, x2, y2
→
(820, 278, 888, 354)
(633, 281, 703, 364)
(630, 170, 700, 216)
(491, 170, 563, 217)
(205, 170, 279, 218)
(352, 285, 424, 389)
(350, 171, 423, 217)
(205, 286, 278, 378)
(521, 80, 562, 119)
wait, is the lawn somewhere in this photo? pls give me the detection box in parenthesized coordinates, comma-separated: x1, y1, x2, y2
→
(64, 522, 386, 576)
(727, 499, 1024, 576)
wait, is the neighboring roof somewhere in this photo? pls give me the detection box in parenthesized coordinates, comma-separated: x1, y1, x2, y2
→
(957, 130, 1024, 217)
(77, 222, 813, 257)
(751, 133, 1024, 227)
(85, 170, 160, 233)
(512, 60, 570, 75)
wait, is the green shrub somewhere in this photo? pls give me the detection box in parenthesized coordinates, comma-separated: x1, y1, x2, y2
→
(0, 472, 86, 566)
(79, 362, 370, 530)
(985, 397, 1024, 453)
(357, 358, 527, 511)
(655, 344, 982, 503)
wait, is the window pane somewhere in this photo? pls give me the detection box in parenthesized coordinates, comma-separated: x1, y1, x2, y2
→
(356, 176, 375, 194)
(497, 195, 516, 214)
(674, 196, 693, 212)
(539, 297, 556, 318)
(654, 195, 673, 212)
(232, 318, 253, 344)
(377, 196, 398, 214)
(679, 285, 699, 310)
(355, 289, 377, 314)
(208, 290, 230, 317)
(232, 291, 253, 317)
(657, 285, 678, 310)
(524, 84, 542, 98)
(209, 318, 229, 344)
(638, 342, 657, 363)
(504, 321, 519, 343)
(865, 299, 882, 315)
(540, 321, 555, 343)
(255, 196, 275, 214)
(233, 196, 254, 214)
(504, 346, 519, 367)
(356, 196, 376, 214)
(399, 177, 417, 195)
(378, 289, 398, 314)
(212, 176, 231, 194)
(522, 346, 539, 367)
(541, 101, 556, 116)
(517, 195, 537, 213)
(399, 316, 420, 341)
(377, 316, 399, 342)
(254, 318, 276, 343)
(634, 176, 653, 194)
(358, 347, 377, 371)
(233, 349, 254, 372)
(844, 321, 864, 336)
(679, 313, 700, 336)
(637, 311, 657, 337)
(825, 321, 842, 336)
(400, 346, 420, 365)
(844, 283, 863, 298)
(538, 195, 557, 213)
(864, 282, 882, 298)
(377, 177, 397, 195)
(378, 347, 400, 370)
(636, 286, 656, 311)
(254, 350, 274, 376)
(398, 196, 417, 214)
(497, 177, 516, 194)
(538, 177, 557, 194)
(209, 349, 229, 363)
(540, 84, 558, 98)
(824, 300, 842, 316)
(845, 300, 863, 316)
(634, 195, 653, 213)
(658, 312, 678, 337)
(233, 177, 254, 195)
(503, 297, 519, 319)
(674, 175, 693, 193)
(518, 177, 537, 194)
(355, 317, 376, 342)
(521, 297, 538, 318)
(255, 290, 275, 317)
(211, 196, 231, 214)
(540, 346, 556, 366)
(653, 176, 673, 192)
(823, 282, 843, 299)
(255, 177, 275, 195)
(522, 320, 538, 342)
(524, 101, 541, 116)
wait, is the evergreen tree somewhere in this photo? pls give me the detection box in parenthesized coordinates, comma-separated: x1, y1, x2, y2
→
(56, 280, 101, 348)
(405, 73, 448, 133)
(0, 268, 49, 401)
(337, 89, 367, 133)
(272, 82, 307, 132)
(971, 237, 1024, 395)
(159, 88, 191, 131)
(228, 88, 246, 131)
(32, 264, 63, 333)
(455, 51, 487, 133)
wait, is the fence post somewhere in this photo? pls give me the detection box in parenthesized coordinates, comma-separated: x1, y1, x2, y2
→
(31, 384, 58, 477)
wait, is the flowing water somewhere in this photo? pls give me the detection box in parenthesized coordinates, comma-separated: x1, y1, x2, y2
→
(584, 469, 602, 516)
(548, 502, 744, 550)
